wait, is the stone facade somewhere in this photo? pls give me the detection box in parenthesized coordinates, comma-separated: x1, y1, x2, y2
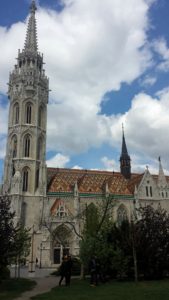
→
(2, 0, 169, 268)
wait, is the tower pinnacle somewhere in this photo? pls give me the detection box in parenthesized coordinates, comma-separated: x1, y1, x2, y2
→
(158, 156, 167, 188)
(120, 125, 131, 179)
(24, 0, 38, 52)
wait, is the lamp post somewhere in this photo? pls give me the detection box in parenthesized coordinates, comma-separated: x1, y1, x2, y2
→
(39, 242, 43, 269)
(29, 225, 35, 274)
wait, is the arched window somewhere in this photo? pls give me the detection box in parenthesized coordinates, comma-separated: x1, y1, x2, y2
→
(25, 102, 32, 124)
(37, 137, 42, 160)
(117, 205, 128, 226)
(12, 166, 15, 177)
(38, 106, 43, 127)
(146, 186, 153, 197)
(56, 202, 68, 218)
(36, 168, 39, 189)
(24, 135, 31, 157)
(146, 186, 149, 197)
(13, 103, 19, 124)
(12, 135, 17, 158)
(22, 168, 29, 192)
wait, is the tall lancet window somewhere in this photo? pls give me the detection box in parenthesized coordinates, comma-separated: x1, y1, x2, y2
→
(24, 135, 31, 157)
(14, 103, 19, 124)
(37, 137, 42, 160)
(12, 135, 17, 158)
(38, 106, 43, 127)
(25, 102, 32, 124)
(36, 168, 39, 189)
(23, 168, 29, 192)
(117, 205, 128, 226)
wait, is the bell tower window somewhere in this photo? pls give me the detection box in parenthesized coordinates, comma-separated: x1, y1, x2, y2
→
(24, 135, 31, 157)
(25, 103, 32, 124)
(37, 137, 42, 160)
(36, 168, 39, 188)
(14, 103, 19, 124)
(38, 106, 43, 127)
(12, 135, 17, 158)
(23, 168, 29, 192)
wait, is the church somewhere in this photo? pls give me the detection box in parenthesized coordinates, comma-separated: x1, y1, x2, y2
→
(2, 0, 169, 268)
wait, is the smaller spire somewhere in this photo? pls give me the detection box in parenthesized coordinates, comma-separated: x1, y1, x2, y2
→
(121, 123, 129, 156)
(120, 124, 131, 179)
(158, 157, 167, 188)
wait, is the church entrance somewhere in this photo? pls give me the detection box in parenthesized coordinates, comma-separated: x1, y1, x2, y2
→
(53, 246, 70, 264)
(52, 225, 72, 265)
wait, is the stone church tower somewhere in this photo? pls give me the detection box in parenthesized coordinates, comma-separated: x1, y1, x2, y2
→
(3, 0, 49, 227)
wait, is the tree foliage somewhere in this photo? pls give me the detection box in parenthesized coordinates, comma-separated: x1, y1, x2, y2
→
(0, 195, 30, 277)
(0, 195, 16, 268)
(80, 203, 169, 280)
(136, 205, 169, 279)
(80, 200, 115, 276)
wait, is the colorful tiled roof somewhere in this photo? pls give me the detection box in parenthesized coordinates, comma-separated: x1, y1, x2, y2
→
(47, 168, 141, 196)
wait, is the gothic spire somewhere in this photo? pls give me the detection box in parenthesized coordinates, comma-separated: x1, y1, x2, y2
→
(120, 124, 131, 179)
(24, 0, 38, 52)
(158, 157, 167, 188)
(121, 124, 129, 157)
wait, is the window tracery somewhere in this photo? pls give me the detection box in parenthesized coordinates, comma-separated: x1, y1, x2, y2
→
(25, 102, 32, 124)
(12, 135, 17, 158)
(117, 205, 128, 226)
(56, 203, 68, 218)
(22, 168, 29, 192)
(13, 103, 19, 124)
(24, 134, 31, 157)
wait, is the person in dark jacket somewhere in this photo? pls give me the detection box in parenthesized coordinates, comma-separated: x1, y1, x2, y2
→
(65, 255, 73, 286)
(59, 255, 68, 286)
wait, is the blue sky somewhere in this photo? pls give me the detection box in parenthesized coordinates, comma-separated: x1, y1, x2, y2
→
(0, 0, 169, 181)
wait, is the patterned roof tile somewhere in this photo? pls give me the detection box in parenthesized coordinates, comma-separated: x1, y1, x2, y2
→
(47, 168, 139, 196)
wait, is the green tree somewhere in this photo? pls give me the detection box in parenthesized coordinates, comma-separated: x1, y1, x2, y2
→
(0, 195, 16, 275)
(0, 195, 30, 278)
(80, 199, 115, 276)
(107, 205, 169, 280)
(136, 205, 169, 279)
(12, 225, 31, 278)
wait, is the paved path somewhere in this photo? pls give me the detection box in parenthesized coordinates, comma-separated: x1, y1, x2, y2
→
(14, 276, 59, 300)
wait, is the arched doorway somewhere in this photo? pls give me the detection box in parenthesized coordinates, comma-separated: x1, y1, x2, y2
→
(52, 225, 73, 264)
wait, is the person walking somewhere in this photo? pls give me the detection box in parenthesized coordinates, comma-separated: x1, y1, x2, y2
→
(65, 255, 73, 286)
(59, 255, 68, 286)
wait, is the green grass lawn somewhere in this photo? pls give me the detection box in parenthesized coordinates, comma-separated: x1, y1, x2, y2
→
(0, 278, 36, 300)
(32, 278, 169, 300)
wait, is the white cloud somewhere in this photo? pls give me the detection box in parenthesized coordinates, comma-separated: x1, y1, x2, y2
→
(109, 89, 169, 170)
(153, 38, 169, 72)
(101, 156, 118, 171)
(46, 153, 70, 167)
(37, 0, 153, 154)
(72, 165, 82, 170)
(140, 75, 157, 87)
